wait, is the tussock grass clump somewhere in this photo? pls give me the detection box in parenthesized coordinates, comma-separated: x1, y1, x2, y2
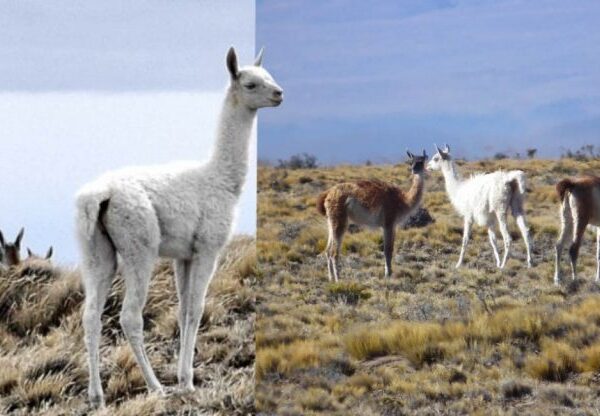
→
(16, 260, 59, 281)
(343, 373, 378, 392)
(108, 393, 166, 416)
(526, 341, 580, 382)
(344, 329, 390, 361)
(569, 296, 600, 324)
(344, 321, 452, 366)
(501, 379, 532, 400)
(256, 327, 306, 349)
(326, 282, 372, 305)
(0, 358, 19, 396)
(540, 386, 575, 407)
(332, 373, 381, 401)
(0, 265, 83, 338)
(467, 306, 547, 343)
(344, 298, 600, 373)
(106, 345, 148, 402)
(448, 369, 467, 384)
(342, 233, 377, 256)
(12, 374, 72, 410)
(257, 240, 289, 264)
(25, 355, 74, 381)
(299, 387, 335, 412)
(256, 339, 331, 379)
(580, 344, 600, 372)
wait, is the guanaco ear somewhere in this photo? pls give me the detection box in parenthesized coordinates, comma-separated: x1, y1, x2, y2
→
(406, 150, 414, 159)
(0, 230, 5, 248)
(226, 47, 239, 80)
(444, 143, 450, 153)
(422, 149, 428, 159)
(254, 47, 265, 66)
(15, 228, 24, 249)
(27, 248, 33, 257)
(435, 143, 449, 160)
(46, 246, 53, 259)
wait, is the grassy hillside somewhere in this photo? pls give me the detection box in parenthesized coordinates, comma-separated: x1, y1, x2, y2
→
(0, 236, 256, 416)
(256, 158, 600, 415)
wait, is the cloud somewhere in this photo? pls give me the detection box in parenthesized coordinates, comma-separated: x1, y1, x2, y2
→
(0, 1, 255, 91)
(260, 0, 600, 119)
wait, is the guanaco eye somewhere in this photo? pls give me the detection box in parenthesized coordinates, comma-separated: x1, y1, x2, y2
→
(245, 83, 256, 90)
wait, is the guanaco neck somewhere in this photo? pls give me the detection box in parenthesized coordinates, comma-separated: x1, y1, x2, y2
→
(440, 160, 462, 207)
(404, 172, 426, 210)
(208, 87, 257, 195)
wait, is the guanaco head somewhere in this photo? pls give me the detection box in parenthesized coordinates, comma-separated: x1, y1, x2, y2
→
(26, 246, 53, 262)
(427, 144, 451, 171)
(0, 227, 25, 267)
(226, 46, 283, 110)
(406, 149, 428, 175)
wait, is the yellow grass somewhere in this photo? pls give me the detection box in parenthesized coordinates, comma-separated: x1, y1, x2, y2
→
(256, 339, 335, 379)
(526, 340, 580, 382)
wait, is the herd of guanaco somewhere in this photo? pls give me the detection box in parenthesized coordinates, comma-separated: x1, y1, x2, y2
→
(318, 145, 600, 286)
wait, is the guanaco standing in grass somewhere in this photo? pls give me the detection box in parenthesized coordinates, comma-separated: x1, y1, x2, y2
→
(317, 151, 427, 281)
(554, 175, 600, 285)
(76, 47, 282, 407)
(427, 144, 532, 269)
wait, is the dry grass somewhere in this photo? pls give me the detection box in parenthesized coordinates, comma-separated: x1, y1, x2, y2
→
(256, 158, 600, 414)
(0, 236, 256, 415)
(256, 339, 335, 379)
(526, 340, 580, 382)
(326, 282, 372, 305)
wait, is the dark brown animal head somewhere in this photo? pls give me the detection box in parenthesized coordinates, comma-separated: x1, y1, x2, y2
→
(0, 227, 24, 267)
(406, 149, 428, 175)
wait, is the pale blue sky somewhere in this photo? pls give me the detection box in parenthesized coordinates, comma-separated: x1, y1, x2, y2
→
(0, 1, 255, 264)
(257, 0, 600, 164)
